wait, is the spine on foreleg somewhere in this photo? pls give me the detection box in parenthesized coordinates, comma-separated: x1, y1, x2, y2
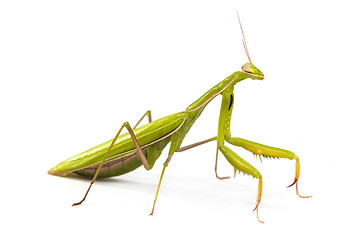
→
(219, 145, 261, 179)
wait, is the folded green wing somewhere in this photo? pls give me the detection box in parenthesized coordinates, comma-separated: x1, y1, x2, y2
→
(48, 112, 184, 176)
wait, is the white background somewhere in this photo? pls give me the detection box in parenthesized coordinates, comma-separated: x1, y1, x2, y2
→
(1, 0, 359, 239)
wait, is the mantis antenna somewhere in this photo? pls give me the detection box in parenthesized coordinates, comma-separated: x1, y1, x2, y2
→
(236, 10, 252, 63)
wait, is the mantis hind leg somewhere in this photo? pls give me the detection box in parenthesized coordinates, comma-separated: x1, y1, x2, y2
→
(226, 137, 311, 198)
(134, 110, 152, 129)
(72, 121, 151, 207)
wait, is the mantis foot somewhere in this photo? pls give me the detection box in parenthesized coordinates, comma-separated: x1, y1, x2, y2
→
(252, 178, 264, 223)
(253, 199, 264, 224)
(287, 156, 312, 198)
(215, 169, 230, 180)
(287, 181, 312, 198)
(253, 206, 264, 224)
(216, 175, 230, 180)
(149, 200, 156, 216)
(72, 182, 93, 206)
(72, 201, 83, 207)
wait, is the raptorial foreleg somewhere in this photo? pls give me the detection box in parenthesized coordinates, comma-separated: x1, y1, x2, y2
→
(226, 137, 311, 198)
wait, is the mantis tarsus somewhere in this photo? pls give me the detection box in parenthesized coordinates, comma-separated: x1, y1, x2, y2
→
(48, 12, 311, 223)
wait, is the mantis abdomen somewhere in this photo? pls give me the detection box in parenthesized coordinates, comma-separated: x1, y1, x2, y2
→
(74, 136, 172, 178)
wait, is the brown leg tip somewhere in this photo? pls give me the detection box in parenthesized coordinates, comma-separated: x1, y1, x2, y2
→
(149, 202, 156, 216)
(287, 178, 298, 188)
(216, 174, 230, 180)
(218, 176, 230, 180)
(72, 201, 83, 207)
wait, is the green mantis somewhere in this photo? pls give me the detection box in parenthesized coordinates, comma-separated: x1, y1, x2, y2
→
(48, 12, 311, 223)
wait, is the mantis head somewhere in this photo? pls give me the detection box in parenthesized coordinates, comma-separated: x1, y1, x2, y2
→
(236, 11, 264, 81)
(242, 62, 264, 80)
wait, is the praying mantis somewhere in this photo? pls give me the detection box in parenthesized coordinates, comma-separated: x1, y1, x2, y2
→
(48, 12, 311, 223)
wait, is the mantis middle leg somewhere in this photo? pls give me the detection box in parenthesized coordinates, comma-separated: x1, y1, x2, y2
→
(150, 135, 219, 215)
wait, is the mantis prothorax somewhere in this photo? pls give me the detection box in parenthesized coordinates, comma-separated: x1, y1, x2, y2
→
(48, 12, 311, 223)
